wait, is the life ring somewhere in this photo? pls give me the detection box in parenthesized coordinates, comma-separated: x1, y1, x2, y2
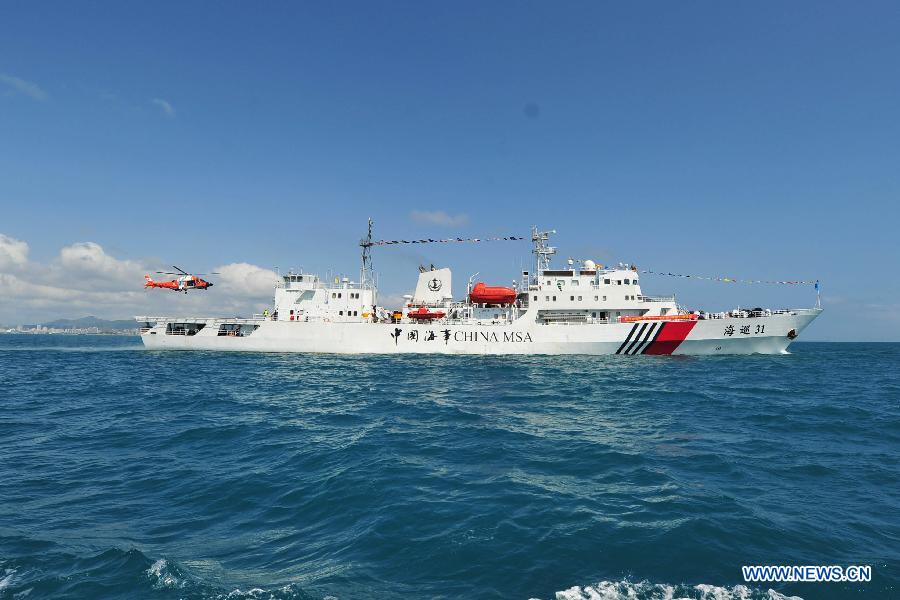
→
(787, 328, 798, 340)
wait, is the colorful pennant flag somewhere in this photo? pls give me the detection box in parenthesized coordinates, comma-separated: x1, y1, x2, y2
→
(371, 235, 526, 246)
(640, 270, 818, 285)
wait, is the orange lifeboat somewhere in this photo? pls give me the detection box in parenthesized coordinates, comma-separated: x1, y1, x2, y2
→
(408, 306, 446, 320)
(619, 313, 698, 323)
(469, 282, 517, 305)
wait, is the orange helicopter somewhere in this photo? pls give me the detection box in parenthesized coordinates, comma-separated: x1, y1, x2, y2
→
(144, 266, 218, 293)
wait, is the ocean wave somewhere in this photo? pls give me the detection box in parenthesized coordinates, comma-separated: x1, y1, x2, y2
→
(146, 557, 190, 590)
(0, 548, 326, 600)
(144, 554, 328, 600)
(0, 568, 16, 591)
(549, 580, 802, 600)
(3, 339, 897, 599)
(146, 557, 317, 598)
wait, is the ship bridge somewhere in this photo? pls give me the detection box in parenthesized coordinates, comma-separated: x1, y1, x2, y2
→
(521, 263, 678, 324)
(274, 270, 376, 323)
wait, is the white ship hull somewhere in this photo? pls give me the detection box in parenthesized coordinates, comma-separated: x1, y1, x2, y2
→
(139, 309, 821, 355)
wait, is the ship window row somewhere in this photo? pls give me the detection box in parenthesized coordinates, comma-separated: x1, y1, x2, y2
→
(542, 278, 637, 287)
(536, 295, 608, 302)
(331, 292, 362, 299)
(600, 279, 637, 285)
(338, 310, 359, 316)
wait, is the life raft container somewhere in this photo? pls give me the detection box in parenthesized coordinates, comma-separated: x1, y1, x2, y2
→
(469, 282, 517, 305)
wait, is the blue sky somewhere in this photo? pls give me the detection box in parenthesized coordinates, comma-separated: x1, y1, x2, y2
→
(1, 2, 899, 340)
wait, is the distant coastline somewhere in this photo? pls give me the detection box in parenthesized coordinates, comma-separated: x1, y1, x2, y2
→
(2, 329, 139, 336)
(2, 316, 139, 336)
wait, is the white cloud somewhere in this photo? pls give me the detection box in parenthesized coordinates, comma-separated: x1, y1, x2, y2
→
(376, 293, 410, 310)
(410, 210, 469, 227)
(213, 262, 278, 298)
(0, 73, 48, 101)
(151, 98, 175, 117)
(0, 234, 276, 324)
(0, 234, 29, 270)
(0, 273, 72, 302)
(59, 241, 145, 284)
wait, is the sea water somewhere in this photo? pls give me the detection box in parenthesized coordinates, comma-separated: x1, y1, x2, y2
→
(0, 335, 897, 599)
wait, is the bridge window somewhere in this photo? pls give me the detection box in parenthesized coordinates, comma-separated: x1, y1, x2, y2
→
(594, 295, 599, 301)
(624, 279, 630, 285)
(533, 295, 537, 301)
(604, 279, 610, 284)
(552, 296, 557, 301)
(570, 296, 574, 301)
(578, 296, 583, 301)
(571, 280, 579, 286)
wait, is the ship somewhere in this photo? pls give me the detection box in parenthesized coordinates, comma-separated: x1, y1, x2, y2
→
(137, 223, 821, 355)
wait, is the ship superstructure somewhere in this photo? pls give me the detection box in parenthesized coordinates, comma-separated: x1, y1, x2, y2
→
(138, 225, 821, 355)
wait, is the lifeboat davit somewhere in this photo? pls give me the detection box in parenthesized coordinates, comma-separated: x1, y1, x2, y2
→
(408, 306, 446, 320)
(469, 282, 517, 305)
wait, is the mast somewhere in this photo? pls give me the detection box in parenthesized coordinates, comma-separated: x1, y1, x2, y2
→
(360, 217, 375, 290)
(531, 226, 557, 277)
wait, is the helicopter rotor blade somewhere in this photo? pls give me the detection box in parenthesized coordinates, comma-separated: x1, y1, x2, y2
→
(172, 265, 189, 275)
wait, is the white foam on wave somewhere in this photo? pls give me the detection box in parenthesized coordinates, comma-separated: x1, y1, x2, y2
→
(546, 580, 802, 600)
(145, 558, 321, 600)
(146, 558, 187, 589)
(220, 583, 316, 599)
(0, 568, 16, 591)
